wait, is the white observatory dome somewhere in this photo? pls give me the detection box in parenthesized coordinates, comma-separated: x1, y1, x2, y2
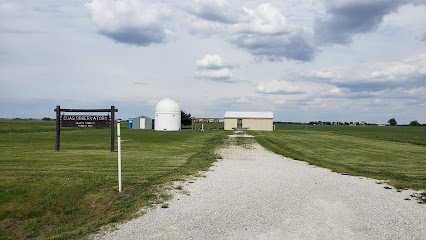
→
(155, 98, 181, 131)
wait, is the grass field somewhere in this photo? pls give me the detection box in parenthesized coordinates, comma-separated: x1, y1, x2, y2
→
(255, 124, 426, 190)
(0, 121, 425, 239)
(274, 124, 426, 146)
(0, 120, 225, 239)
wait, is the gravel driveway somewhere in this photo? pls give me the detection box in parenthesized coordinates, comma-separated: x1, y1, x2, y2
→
(93, 143, 425, 240)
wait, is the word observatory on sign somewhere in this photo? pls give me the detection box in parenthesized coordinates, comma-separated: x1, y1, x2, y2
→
(61, 115, 110, 128)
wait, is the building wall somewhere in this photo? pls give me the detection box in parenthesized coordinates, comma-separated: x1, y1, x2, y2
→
(144, 117, 153, 129)
(155, 113, 181, 131)
(224, 118, 273, 131)
(132, 116, 153, 129)
(132, 117, 140, 129)
(224, 118, 237, 130)
(243, 119, 273, 131)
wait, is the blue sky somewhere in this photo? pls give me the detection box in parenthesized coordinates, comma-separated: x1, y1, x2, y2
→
(0, 0, 425, 124)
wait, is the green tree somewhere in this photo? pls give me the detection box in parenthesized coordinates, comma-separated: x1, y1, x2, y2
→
(409, 120, 421, 126)
(181, 110, 192, 126)
(388, 118, 397, 126)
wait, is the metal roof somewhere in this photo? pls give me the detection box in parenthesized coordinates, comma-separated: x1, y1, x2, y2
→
(134, 115, 152, 119)
(224, 111, 273, 119)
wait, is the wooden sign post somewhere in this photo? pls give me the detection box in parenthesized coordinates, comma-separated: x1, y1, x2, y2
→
(54, 106, 118, 152)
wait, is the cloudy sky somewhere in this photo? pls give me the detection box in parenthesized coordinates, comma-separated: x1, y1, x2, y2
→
(1, 0, 425, 124)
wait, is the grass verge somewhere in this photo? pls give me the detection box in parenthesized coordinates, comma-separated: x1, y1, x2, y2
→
(254, 129, 426, 190)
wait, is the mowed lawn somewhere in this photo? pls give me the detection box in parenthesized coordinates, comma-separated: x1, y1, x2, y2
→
(274, 124, 426, 146)
(255, 125, 426, 190)
(0, 120, 225, 240)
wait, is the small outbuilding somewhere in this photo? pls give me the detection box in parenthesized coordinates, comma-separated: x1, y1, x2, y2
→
(224, 111, 273, 131)
(132, 115, 153, 129)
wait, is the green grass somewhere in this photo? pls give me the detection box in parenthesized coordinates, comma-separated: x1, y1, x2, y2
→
(0, 120, 57, 133)
(255, 125, 426, 190)
(0, 120, 225, 239)
(274, 124, 426, 146)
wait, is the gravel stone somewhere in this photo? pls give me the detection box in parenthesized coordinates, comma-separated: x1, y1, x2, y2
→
(93, 143, 426, 240)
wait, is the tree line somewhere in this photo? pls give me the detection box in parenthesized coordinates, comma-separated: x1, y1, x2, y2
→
(388, 118, 422, 126)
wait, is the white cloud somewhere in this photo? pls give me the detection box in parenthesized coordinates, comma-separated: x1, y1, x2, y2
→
(370, 54, 426, 80)
(236, 96, 250, 103)
(85, 0, 172, 46)
(187, 16, 226, 36)
(302, 54, 426, 93)
(256, 79, 344, 99)
(256, 80, 304, 94)
(290, 54, 426, 117)
(301, 69, 337, 80)
(196, 54, 226, 69)
(231, 4, 316, 62)
(186, 2, 316, 62)
(195, 54, 234, 81)
(195, 68, 233, 81)
(329, 86, 342, 94)
(233, 4, 289, 34)
(404, 87, 426, 96)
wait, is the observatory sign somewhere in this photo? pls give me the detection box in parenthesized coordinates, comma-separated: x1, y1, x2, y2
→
(54, 106, 118, 152)
(61, 115, 110, 128)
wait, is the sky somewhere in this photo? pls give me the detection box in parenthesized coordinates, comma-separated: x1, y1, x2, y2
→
(0, 0, 425, 124)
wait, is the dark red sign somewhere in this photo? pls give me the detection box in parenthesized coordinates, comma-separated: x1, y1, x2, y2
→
(61, 115, 110, 128)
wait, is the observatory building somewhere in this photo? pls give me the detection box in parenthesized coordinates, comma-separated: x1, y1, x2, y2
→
(155, 98, 181, 131)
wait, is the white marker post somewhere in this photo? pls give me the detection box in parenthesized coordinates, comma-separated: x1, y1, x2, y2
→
(117, 119, 122, 192)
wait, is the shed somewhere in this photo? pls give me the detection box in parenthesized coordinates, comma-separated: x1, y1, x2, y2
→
(132, 115, 153, 129)
(224, 111, 273, 131)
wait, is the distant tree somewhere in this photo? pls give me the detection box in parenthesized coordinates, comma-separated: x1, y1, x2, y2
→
(409, 120, 421, 126)
(388, 118, 397, 126)
(42, 117, 51, 121)
(181, 110, 192, 126)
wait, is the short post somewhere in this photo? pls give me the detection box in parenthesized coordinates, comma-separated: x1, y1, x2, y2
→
(201, 121, 204, 131)
(117, 119, 122, 192)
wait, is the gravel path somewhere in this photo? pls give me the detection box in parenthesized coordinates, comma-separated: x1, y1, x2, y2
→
(93, 143, 425, 240)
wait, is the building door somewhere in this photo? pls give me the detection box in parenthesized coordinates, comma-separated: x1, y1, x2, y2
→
(237, 119, 243, 128)
(140, 118, 145, 129)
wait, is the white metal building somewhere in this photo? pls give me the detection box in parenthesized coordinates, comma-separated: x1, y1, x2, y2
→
(132, 115, 153, 129)
(224, 111, 273, 131)
(155, 98, 181, 131)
